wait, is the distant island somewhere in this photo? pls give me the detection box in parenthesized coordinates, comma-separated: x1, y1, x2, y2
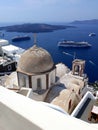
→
(0, 23, 74, 33)
(71, 19, 98, 24)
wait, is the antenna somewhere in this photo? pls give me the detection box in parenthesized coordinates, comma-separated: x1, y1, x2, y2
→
(33, 33, 37, 45)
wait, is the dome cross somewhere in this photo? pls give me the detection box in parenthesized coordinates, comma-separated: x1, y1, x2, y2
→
(33, 33, 37, 46)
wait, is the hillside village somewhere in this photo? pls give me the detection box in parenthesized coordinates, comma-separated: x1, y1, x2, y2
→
(0, 37, 98, 129)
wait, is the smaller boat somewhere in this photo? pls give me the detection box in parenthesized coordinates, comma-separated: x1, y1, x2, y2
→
(12, 35, 31, 42)
(89, 33, 96, 37)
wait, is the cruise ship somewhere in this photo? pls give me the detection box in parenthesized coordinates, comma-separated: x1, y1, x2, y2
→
(58, 40, 92, 48)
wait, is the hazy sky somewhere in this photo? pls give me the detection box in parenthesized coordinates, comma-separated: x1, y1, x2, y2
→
(0, 0, 98, 23)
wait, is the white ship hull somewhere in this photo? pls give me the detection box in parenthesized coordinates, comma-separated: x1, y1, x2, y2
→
(58, 40, 92, 48)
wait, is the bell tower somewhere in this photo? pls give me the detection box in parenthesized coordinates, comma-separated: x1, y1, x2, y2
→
(72, 59, 85, 76)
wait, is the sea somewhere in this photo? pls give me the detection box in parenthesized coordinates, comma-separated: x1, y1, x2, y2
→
(0, 23, 98, 83)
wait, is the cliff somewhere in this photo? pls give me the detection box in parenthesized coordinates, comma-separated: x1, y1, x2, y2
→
(71, 19, 98, 24)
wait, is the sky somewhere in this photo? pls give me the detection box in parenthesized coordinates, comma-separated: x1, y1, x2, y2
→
(0, 0, 98, 23)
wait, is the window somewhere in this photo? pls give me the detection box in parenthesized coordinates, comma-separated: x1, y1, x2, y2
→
(7, 65, 12, 71)
(78, 89, 80, 95)
(68, 100, 72, 110)
(75, 65, 79, 73)
(19, 74, 26, 87)
(37, 78, 42, 90)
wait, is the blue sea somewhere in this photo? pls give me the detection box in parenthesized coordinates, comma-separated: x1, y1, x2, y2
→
(0, 23, 98, 83)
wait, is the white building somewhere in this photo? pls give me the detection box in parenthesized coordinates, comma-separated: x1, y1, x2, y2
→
(0, 86, 98, 130)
